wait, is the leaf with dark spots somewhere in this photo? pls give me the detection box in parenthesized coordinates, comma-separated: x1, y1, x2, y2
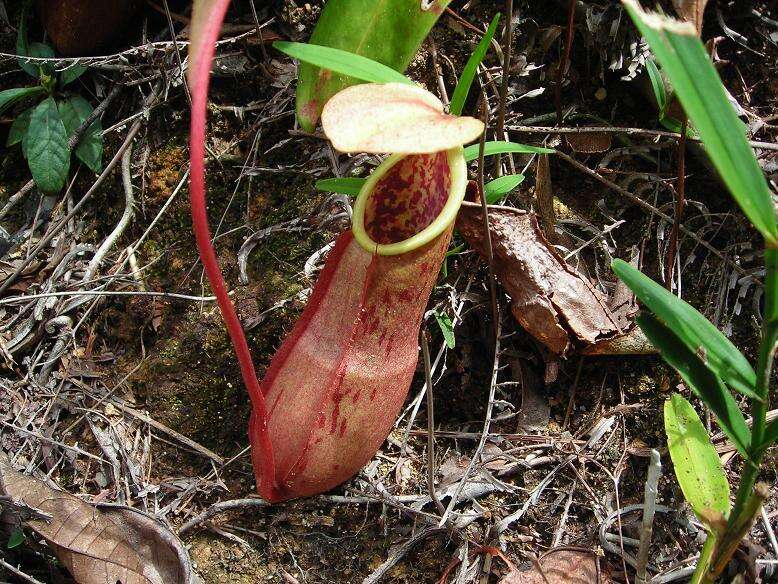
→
(456, 204, 651, 355)
(0, 456, 196, 584)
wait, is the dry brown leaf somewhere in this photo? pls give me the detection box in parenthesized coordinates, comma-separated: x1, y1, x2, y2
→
(0, 456, 195, 584)
(565, 132, 613, 154)
(456, 203, 651, 355)
(672, 0, 708, 34)
(499, 548, 605, 583)
(321, 83, 484, 154)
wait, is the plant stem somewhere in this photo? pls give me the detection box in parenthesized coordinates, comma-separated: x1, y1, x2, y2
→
(709, 246, 778, 578)
(691, 533, 717, 584)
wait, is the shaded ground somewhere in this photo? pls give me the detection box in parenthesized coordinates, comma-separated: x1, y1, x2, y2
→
(1, 1, 777, 582)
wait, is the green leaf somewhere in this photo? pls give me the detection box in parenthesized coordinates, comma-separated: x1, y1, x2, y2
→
(7, 528, 25, 549)
(25, 97, 70, 193)
(16, 0, 37, 78)
(60, 65, 87, 87)
(664, 393, 731, 523)
(637, 313, 750, 457)
(294, 0, 452, 131)
(464, 140, 554, 161)
(0, 86, 45, 116)
(623, 0, 777, 243)
(27, 42, 55, 78)
(612, 259, 757, 399)
(485, 174, 525, 203)
(450, 13, 500, 116)
(59, 95, 103, 173)
(434, 311, 455, 349)
(756, 417, 778, 455)
(277, 41, 413, 87)
(645, 58, 666, 114)
(315, 177, 366, 197)
(7, 107, 33, 155)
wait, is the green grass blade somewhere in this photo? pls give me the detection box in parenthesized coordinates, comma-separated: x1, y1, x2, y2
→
(664, 393, 731, 523)
(638, 313, 750, 457)
(644, 58, 666, 114)
(449, 13, 500, 116)
(315, 177, 366, 197)
(434, 311, 455, 349)
(623, 0, 777, 243)
(464, 140, 553, 161)
(613, 259, 757, 399)
(275, 41, 413, 86)
(485, 174, 525, 203)
(756, 418, 778, 455)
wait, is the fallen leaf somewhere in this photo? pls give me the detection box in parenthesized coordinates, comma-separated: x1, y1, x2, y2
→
(499, 548, 605, 583)
(321, 83, 484, 154)
(672, 0, 708, 34)
(456, 203, 651, 355)
(0, 456, 195, 584)
(565, 131, 613, 154)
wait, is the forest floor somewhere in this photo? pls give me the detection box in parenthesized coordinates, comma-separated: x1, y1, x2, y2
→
(0, 1, 777, 582)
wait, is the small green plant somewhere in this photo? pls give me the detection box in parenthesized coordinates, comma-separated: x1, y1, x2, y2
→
(2, 4, 102, 193)
(615, 2, 778, 582)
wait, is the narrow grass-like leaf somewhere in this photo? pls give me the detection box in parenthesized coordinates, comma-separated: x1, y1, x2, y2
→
(7, 107, 32, 155)
(638, 313, 750, 457)
(275, 42, 412, 86)
(16, 0, 37, 78)
(613, 259, 757, 399)
(756, 418, 778, 455)
(434, 311, 455, 349)
(449, 13, 500, 116)
(25, 97, 70, 193)
(664, 393, 731, 522)
(315, 177, 366, 197)
(464, 140, 554, 161)
(59, 95, 103, 173)
(645, 58, 666, 113)
(485, 174, 525, 203)
(623, 0, 777, 243)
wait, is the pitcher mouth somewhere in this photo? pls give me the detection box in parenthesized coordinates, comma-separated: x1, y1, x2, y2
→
(352, 147, 467, 256)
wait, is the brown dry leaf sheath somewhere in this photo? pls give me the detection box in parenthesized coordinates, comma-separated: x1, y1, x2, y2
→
(0, 456, 194, 584)
(499, 548, 605, 583)
(457, 204, 649, 355)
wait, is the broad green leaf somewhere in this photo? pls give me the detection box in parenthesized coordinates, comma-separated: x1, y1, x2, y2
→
(59, 95, 103, 173)
(664, 393, 731, 522)
(7, 107, 33, 155)
(645, 58, 666, 113)
(0, 86, 44, 116)
(434, 311, 455, 349)
(60, 64, 87, 86)
(276, 42, 412, 87)
(612, 259, 757, 399)
(623, 0, 777, 243)
(464, 140, 554, 161)
(27, 42, 55, 78)
(315, 177, 366, 197)
(485, 174, 525, 203)
(7, 528, 25, 549)
(638, 313, 750, 457)
(25, 97, 70, 193)
(294, 0, 452, 131)
(450, 13, 500, 116)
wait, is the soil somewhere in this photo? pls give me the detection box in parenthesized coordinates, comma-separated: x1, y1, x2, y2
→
(0, 1, 777, 583)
